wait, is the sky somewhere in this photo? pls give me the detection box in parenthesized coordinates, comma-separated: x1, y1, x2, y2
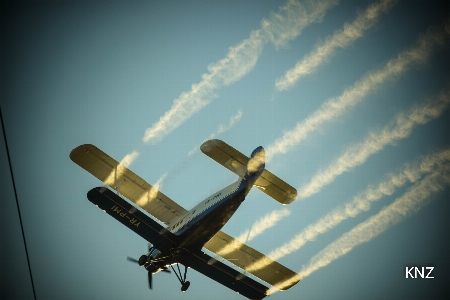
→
(1, 0, 449, 299)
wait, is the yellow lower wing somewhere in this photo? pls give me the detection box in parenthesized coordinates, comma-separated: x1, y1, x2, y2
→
(204, 231, 300, 290)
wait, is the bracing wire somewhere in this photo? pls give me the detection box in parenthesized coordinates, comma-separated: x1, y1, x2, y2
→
(0, 106, 37, 300)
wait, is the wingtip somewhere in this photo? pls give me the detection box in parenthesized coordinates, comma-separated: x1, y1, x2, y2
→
(200, 139, 222, 153)
(69, 144, 95, 160)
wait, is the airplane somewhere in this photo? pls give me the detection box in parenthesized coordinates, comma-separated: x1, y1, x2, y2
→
(70, 139, 301, 299)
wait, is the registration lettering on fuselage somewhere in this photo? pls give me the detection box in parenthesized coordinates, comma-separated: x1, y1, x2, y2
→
(111, 205, 141, 227)
(205, 192, 222, 204)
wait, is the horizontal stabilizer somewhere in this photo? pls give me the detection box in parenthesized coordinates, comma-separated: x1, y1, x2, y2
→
(201, 139, 297, 204)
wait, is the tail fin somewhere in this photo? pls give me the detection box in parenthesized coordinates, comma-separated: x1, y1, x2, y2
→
(245, 146, 265, 178)
(200, 139, 297, 204)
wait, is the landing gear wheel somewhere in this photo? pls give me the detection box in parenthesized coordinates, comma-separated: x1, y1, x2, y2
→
(138, 255, 148, 266)
(181, 281, 190, 292)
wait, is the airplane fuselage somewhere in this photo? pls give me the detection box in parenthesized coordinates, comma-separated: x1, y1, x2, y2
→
(176, 178, 249, 250)
(148, 147, 266, 267)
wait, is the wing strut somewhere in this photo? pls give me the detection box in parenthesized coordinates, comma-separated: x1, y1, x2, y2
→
(171, 263, 191, 292)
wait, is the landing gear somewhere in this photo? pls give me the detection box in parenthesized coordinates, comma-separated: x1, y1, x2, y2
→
(171, 263, 190, 292)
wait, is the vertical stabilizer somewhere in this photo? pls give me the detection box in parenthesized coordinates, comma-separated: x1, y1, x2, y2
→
(245, 146, 265, 179)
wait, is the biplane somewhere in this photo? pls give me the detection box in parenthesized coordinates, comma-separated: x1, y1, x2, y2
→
(70, 139, 300, 299)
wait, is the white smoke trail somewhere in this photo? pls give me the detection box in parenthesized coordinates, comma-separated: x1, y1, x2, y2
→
(243, 208, 291, 241)
(276, 0, 398, 91)
(247, 149, 450, 272)
(120, 151, 140, 167)
(262, 0, 339, 49)
(103, 107, 240, 192)
(142, 0, 338, 144)
(103, 0, 338, 186)
(135, 172, 168, 207)
(153, 109, 245, 191)
(141, 33, 263, 144)
(217, 109, 243, 135)
(216, 208, 291, 257)
(246, 148, 450, 273)
(188, 109, 244, 158)
(266, 21, 450, 162)
(266, 164, 450, 294)
(298, 87, 450, 199)
(103, 150, 139, 186)
(298, 164, 450, 279)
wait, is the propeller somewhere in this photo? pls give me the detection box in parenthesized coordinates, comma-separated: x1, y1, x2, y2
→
(127, 243, 154, 266)
(127, 243, 171, 290)
(147, 268, 170, 290)
(127, 256, 140, 264)
(148, 271, 153, 289)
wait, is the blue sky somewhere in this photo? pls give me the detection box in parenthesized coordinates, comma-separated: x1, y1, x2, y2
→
(1, 0, 449, 299)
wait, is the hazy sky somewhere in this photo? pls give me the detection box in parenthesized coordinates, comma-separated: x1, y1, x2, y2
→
(1, 1, 449, 299)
